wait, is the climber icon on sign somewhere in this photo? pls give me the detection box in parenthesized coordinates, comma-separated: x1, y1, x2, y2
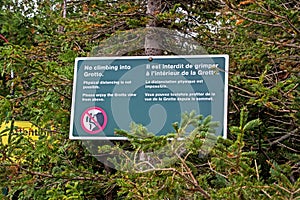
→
(81, 107, 107, 134)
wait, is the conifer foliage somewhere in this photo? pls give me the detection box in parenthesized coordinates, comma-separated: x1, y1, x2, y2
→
(0, 0, 299, 199)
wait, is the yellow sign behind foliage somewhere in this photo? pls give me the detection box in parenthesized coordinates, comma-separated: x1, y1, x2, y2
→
(0, 121, 51, 145)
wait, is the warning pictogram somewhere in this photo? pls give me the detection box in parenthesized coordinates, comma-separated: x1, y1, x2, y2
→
(81, 107, 107, 134)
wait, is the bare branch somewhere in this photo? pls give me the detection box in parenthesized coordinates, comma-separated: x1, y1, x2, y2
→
(256, 2, 300, 34)
(208, 161, 228, 179)
(0, 34, 9, 43)
(229, 84, 256, 97)
(257, 38, 300, 49)
(269, 128, 299, 147)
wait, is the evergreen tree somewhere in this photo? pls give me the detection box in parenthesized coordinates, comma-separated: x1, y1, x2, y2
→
(0, 0, 299, 199)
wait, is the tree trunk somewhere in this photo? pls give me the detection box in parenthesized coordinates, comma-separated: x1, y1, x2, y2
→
(145, 0, 162, 56)
(58, 0, 67, 32)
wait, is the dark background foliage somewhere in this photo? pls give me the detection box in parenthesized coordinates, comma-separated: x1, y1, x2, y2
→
(0, 0, 299, 199)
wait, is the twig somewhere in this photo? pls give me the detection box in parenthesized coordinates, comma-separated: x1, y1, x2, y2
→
(109, 13, 141, 16)
(135, 160, 156, 169)
(63, 0, 67, 18)
(269, 118, 293, 125)
(229, 84, 256, 97)
(257, 38, 300, 49)
(274, 183, 291, 194)
(262, 189, 272, 199)
(256, 3, 300, 35)
(277, 142, 299, 153)
(0, 34, 9, 43)
(208, 161, 228, 179)
(139, 167, 178, 174)
(254, 159, 259, 181)
(230, 93, 240, 112)
(229, 7, 283, 28)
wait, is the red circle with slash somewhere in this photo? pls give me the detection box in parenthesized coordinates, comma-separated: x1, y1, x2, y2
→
(81, 107, 107, 134)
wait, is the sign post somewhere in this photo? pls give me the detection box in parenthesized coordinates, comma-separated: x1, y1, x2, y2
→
(69, 55, 228, 140)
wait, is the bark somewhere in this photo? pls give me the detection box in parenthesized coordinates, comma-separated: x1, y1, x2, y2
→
(58, 0, 67, 32)
(145, 0, 162, 56)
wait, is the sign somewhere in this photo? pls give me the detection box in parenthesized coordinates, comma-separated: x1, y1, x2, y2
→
(0, 121, 51, 144)
(69, 55, 229, 140)
(81, 107, 108, 134)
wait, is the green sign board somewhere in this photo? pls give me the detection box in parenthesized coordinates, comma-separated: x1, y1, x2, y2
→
(69, 55, 229, 140)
